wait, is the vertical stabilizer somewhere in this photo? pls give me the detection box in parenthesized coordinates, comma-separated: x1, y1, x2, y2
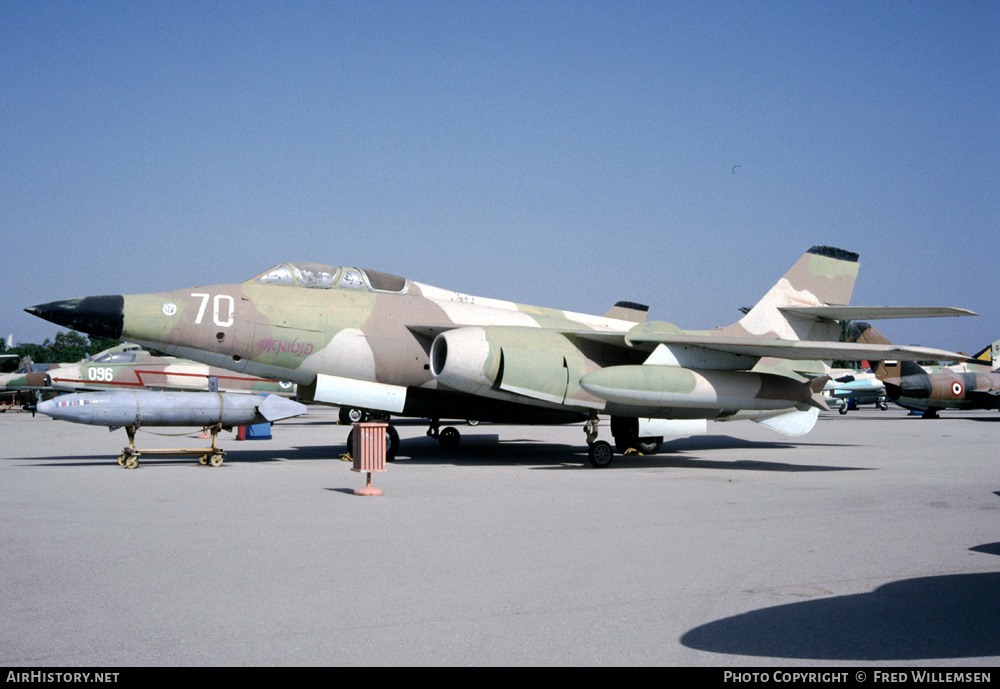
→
(719, 246, 860, 343)
(970, 339, 1000, 370)
(850, 323, 925, 378)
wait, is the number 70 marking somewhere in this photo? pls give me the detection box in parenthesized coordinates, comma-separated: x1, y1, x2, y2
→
(191, 293, 234, 327)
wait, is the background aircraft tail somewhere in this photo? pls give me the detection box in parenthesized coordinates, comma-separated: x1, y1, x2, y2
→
(848, 322, 917, 379)
(969, 339, 1000, 370)
(852, 322, 994, 377)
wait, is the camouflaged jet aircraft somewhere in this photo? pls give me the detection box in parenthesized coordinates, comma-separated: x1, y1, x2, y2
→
(25, 246, 974, 466)
(43, 344, 295, 396)
(0, 343, 293, 397)
(874, 336, 1000, 418)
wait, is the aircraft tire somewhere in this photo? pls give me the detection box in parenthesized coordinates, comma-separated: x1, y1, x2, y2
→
(613, 434, 662, 455)
(588, 441, 614, 468)
(386, 424, 400, 460)
(610, 416, 662, 455)
(637, 437, 663, 454)
(439, 426, 460, 450)
(339, 407, 368, 424)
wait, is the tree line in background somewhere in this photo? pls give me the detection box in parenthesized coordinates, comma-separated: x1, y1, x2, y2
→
(0, 332, 122, 373)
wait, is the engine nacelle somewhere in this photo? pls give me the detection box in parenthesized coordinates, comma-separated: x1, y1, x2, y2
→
(430, 327, 498, 396)
(430, 326, 586, 406)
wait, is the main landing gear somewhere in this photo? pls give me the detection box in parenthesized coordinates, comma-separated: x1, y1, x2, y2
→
(426, 419, 462, 450)
(343, 416, 479, 460)
(584, 415, 665, 468)
(584, 415, 613, 467)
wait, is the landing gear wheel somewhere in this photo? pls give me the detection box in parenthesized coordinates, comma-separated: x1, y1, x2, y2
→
(340, 407, 367, 424)
(439, 426, 461, 450)
(588, 440, 614, 468)
(636, 437, 663, 454)
(386, 424, 400, 461)
(614, 435, 663, 455)
(839, 404, 848, 415)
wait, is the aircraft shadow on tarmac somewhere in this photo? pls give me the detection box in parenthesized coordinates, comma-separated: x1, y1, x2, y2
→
(680, 558, 1000, 661)
(17, 433, 862, 473)
(378, 434, 864, 473)
(684, 490, 1000, 661)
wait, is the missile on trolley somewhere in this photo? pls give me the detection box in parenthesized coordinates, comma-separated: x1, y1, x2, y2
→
(33, 390, 307, 428)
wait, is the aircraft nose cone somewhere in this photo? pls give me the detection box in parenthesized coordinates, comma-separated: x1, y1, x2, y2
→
(25, 296, 125, 339)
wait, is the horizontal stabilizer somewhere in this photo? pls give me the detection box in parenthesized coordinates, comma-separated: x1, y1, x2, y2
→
(780, 306, 977, 320)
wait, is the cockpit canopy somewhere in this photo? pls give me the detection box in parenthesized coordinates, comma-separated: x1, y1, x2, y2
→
(250, 263, 408, 294)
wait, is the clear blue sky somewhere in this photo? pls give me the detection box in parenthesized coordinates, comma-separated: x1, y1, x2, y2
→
(3, 1, 997, 355)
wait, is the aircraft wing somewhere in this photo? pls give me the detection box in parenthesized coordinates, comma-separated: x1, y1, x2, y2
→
(411, 323, 968, 364)
(574, 330, 968, 363)
(779, 306, 978, 320)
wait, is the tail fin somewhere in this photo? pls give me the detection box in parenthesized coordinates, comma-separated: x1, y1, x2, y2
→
(969, 339, 1000, 369)
(719, 246, 860, 343)
(849, 323, 926, 378)
(849, 322, 893, 346)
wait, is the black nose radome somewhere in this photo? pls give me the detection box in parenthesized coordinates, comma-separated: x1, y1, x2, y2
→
(25, 296, 125, 340)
